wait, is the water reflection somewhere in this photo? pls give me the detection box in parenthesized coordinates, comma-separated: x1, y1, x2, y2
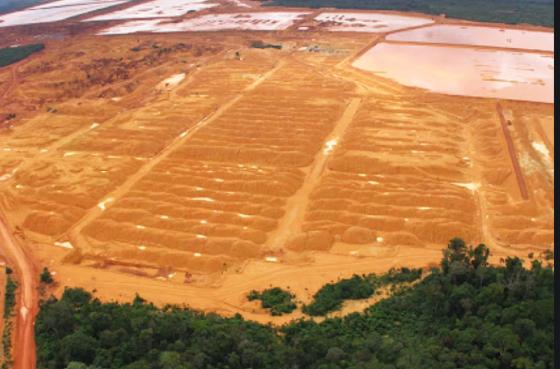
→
(352, 43, 553, 103)
(387, 25, 553, 52)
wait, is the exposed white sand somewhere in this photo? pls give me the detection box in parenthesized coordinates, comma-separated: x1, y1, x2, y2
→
(192, 197, 215, 202)
(86, 0, 216, 21)
(54, 241, 74, 249)
(227, 0, 251, 8)
(157, 73, 186, 90)
(314, 12, 433, 33)
(387, 25, 554, 52)
(0, 0, 127, 27)
(532, 142, 550, 159)
(323, 138, 338, 154)
(452, 182, 480, 191)
(98, 12, 310, 34)
(97, 197, 114, 211)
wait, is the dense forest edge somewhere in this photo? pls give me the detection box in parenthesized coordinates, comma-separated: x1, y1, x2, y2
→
(264, 0, 554, 27)
(2, 268, 17, 369)
(35, 238, 554, 369)
(0, 44, 45, 68)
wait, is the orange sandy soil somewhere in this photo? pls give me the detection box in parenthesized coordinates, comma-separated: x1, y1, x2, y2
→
(0, 7, 554, 325)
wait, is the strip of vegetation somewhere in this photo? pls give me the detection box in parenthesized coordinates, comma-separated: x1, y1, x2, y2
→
(0, 43, 44, 68)
(2, 269, 16, 320)
(377, 266, 422, 285)
(36, 238, 553, 369)
(302, 266, 422, 316)
(2, 268, 17, 369)
(264, 0, 554, 27)
(248, 287, 296, 316)
(250, 41, 282, 50)
(302, 274, 375, 316)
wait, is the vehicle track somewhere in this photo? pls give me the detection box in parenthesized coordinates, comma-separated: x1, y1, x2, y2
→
(496, 102, 529, 200)
(0, 209, 37, 369)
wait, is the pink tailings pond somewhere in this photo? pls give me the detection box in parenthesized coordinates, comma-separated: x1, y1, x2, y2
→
(387, 25, 554, 52)
(352, 43, 553, 103)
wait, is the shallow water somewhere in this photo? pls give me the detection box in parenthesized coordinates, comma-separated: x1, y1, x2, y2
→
(0, 0, 126, 27)
(352, 42, 553, 103)
(86, 0, 216, 21)
(387, 25, 554, 52)
(98, 12, 310, 34)
(314, 12, 433, 33)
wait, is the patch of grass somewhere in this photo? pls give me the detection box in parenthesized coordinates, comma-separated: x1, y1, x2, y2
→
(248, 287, 296, 316)
(0, 43, 44, 68)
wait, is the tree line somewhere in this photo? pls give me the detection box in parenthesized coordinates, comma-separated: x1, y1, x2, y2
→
(35, 238, 554, 369)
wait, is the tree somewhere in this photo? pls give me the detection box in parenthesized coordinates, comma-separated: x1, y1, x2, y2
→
(40, 267, 54, 284)
(159, 351, 190, 369)
(469, 244, 489, 269)
(325, 347, 345, 362)
(61, 331, 98, 365)
(442, 237, 469, 275)
(65, 362, 88, 369)
(34, 239, 553, 369)
(61, 288, 92, 307)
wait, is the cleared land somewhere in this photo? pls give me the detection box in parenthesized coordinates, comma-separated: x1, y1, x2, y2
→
(0, 3, 553, 359)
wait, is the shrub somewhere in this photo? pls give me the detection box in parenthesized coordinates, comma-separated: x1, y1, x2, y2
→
(40, 267, 54, 284)
(302, 274, 374, 316)
(248, 287, 296, 316)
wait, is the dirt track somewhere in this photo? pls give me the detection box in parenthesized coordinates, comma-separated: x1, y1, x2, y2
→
(496, 102, 529, 200)
(0, 211, 36, 369)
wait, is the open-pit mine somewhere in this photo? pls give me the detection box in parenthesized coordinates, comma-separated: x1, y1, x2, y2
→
(0, 1, 554, 361)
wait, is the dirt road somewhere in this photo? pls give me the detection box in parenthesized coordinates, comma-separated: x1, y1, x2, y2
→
(0, 210, 37, 369)
(496, 102, 529, 200)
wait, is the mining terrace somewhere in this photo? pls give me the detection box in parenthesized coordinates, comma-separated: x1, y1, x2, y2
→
(0, 0, 554, 324)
